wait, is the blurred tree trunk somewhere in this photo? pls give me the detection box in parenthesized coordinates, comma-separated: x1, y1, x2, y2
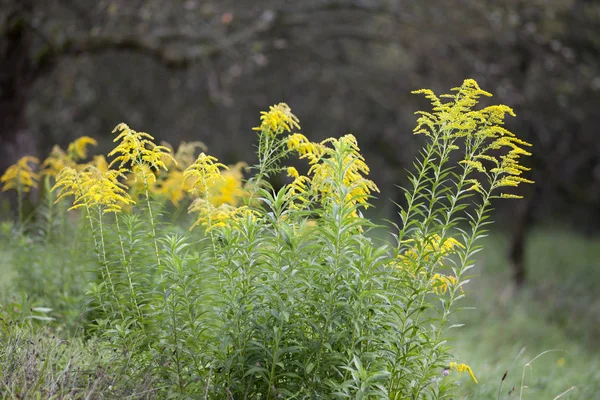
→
(0, 0, 37, 173)
(509, 193, 533, 287)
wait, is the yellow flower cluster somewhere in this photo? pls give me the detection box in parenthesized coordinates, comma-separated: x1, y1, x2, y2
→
(430, 273, 461, 295)
(3, 120, 251, 227)
(109, 123, 174, 174)
(449, 362, 478, 384)
(67, 136, 98, 161)
(397, 234, 463, 273)
(412, 79, 496, 138)
(42, 137, 99, 177)
(286, 167, 311, 207)
(188, 200, 255, 231)
(0, 156, 40, 193)
(183, 154, 250, 230)
(286, 133, 322, 156)
(53, 166, 134, 213)
(42, 146, 71, 176)
(184, 153, 228, 197)
(253, 103, 301, 137)
(209, 162, 248, 207)
(286, 133, 379, 215)
(144, 141, 207, 206)
(413, 79, 533, 197)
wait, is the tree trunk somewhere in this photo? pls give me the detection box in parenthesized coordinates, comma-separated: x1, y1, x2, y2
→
(508, 185, 538, 287)
(0, 0, 37, 175)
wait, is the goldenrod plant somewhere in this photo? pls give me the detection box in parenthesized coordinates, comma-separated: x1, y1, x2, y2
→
(0, 156, 40, 226)
(0, 79, 534, 398)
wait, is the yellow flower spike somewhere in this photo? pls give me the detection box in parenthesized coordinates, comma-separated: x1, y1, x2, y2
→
(286, 133, 316, 156)
(67, 136, 97, 161)
(301, 134, 378, 215)
(53, 167, 81, 204)
(154, 169, 186, 207)
(91, 155, 110, 173)
(183, 153, 228, 196)
(449, 362, 478, 384)
(108, 123, 175, 172)
(188, 200, 257, 231)
(286, 174, 312, 209)
(1, 156, 40, 193)
(42, 146, 72, 177)
(287, 166, 300, 179)
(414, 80, 533, 198)
(173, 141, 207, 169)
(252, 103, 300, 137)
(459, 160, 486, 173)
(396, 235, 464, 274)
(53, 166, 134, 213)
(85, 168, 135, 213)
(130, 164, 157, 187)
(431, 273, 462, 295)
(209, 162, 248, 207)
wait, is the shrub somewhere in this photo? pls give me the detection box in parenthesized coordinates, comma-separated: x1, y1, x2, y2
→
(1, 79, 532, 398)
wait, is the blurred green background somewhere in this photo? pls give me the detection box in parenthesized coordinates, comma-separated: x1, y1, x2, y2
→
(1, 1, 599, 398)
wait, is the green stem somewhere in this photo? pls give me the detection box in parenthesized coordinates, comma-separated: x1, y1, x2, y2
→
(115, 215, 145, 331)
(97, 206, 125, 321)
(143, 181, 162, 271)
(17, 180, 23, 229)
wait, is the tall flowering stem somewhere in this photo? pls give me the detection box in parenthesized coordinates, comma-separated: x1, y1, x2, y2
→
(53, 166, 134, 319)
(396, 79, 533, 393)
(249, 103, 300, 200)
(183, 153, 228, 251)
(109, 123, 174, 271)
(1, 156, 40, 226)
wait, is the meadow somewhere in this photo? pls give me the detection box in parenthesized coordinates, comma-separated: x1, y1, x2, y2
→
(1, 79, 595, 399)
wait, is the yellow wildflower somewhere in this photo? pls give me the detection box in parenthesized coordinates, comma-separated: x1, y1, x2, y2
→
(286, 133, 318, 156)
(67, 136, 97, 161)
(1, 156, 40, 193)
(252, 103, 300, 137)
(188, 200, 256, 231)
(109, 123, 174, 173)
(209, 162, 248, 207)
(287, 166, 300, 179)
(459, 160, 485, 173)
(53, 166, 134, 213)
(154, 169, 187, 207)
(449, 362, 478, 384)
(430, 273, 462, 294)
(53, 167, 84, 206)
(173, 141, 207, 169)
(42, 146, 71, 177)
(183, 153, 228, 197)
(287, 174, 312, 209)
(412, 79, 493, 137)
(92, 155, 110, 173)
(413, 79, 533, 198)
(397, 235, 463, 273)
(308, 134, 379, 209)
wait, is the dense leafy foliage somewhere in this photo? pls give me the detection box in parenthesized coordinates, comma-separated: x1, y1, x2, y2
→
(0, 80, 532, 398)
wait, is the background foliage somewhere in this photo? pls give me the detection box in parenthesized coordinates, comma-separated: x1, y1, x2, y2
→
(2, 0, 600, 226)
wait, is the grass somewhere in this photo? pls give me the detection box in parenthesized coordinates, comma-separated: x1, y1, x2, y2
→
(451, 226, 600, 399)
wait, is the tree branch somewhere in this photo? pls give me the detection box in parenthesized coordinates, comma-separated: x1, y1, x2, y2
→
(43, 9, 277, 69)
